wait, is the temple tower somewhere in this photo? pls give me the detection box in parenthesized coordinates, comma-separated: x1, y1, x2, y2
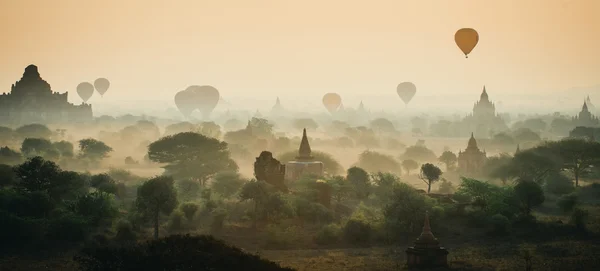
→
(284, 129, 324, 181)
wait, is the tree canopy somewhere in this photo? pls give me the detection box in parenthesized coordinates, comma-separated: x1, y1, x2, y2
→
(147, 132, 238, 183)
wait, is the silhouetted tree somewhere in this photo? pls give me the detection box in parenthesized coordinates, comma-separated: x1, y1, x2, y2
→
(547, 138, 600, 187)
(402, 159, 419, 176)
(438, 151, 457, 171)
(136, 176, 178, 239)
(346, 167, 371, 199)
(15, 124, 52, 139)
(78, 138, 113, 162)
(355, 150, 402, 175)
(401, 145, 437, 163)
(53, 140, 74, 158)
(21, 138, 59, 160)
(0, 146, 22, 165)
(482, 153, 513, 185)
(198, 121, 222, 139)
(211, 171, 247, 198)
(90, 174, 118, 195)
(514, 180, 545, 216)
(420, 163, 442, 193)
(326, 175, 352, 204)
(370, 118, 395, 134)
(147, 132, 238, 185)
(239, 180, 271, 228)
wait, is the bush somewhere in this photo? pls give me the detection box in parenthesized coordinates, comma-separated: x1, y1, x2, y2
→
(293, 197, 334, 224)
(489, 214, 510, 235)
(557, 193, 578, 213)
(114, 220, 137, 243)
(544, 172, 574, 195)
(210, 208, 228, 234)
(343, 218, 372, 246)
(570, 208, 589, 230)
(180, 202, 199, 221)
(168, 211, 185, 232)
(314, 223, 342, 245)
(46, 212, 90, 242)
(438, 179, 455, 194)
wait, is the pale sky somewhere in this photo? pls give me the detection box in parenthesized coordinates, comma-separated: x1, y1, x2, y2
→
(0, 0, 598, 114)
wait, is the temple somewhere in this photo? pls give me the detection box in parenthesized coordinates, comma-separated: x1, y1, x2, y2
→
(572, 101, 599, 127)
(406, 211, 449, 268)
(284, 129, 324, 181)
(269, 97, 285, 117)
(586, 95, 596, 114)
(0, 65, 93, 125)
(462, 86, 508, 136)
(457, 133, 487, 176)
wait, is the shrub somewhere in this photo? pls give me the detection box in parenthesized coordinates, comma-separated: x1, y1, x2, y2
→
(343, 218, 372, 246)
(314, 223, 342, 245)
(168, 211, 185, 232)
(114, 220, 137, 243)
(438, 179, 455, 194)
(544, 172, 574, 195)
(557, 193, 578, 213)
(293, 197, 334, 224)
(489, 214, 510, 235)
(570, 208, 589, 230)
(46, 212, 90, 242)
(210, 208, 228, 234)
(180, 202, 199, 221)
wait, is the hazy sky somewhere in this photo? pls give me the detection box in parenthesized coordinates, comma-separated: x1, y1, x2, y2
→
(0, 0, 598, 113)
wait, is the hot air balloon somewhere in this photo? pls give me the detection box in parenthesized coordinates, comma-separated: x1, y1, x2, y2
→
(455, 28, 479, 58)
(396, 82, 416, 105)
(174, 90, 197, 118)
(322, 93, 342, 114)
(77, 82, 94, 103)
(94, 78, 110, 96)
(186, 85, 220, 119)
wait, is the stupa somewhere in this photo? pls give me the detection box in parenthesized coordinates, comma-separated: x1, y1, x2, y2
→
(284, 129, 324, 181)
(406, 211, 449, 269)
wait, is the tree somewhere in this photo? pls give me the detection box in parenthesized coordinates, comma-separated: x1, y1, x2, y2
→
(164, 121, 196, 136)
(506, 146, 561, 184)
(197, 121, 222, 139)
(370, 118, 395, 134)
(355, 150, 402, 175)
(0, 164, 17, 187)
(547, 139, 600, 187)
(248, 117, 274, 138)
(15, 124, 52, 139)
(401, 145, 437, 163)
(78, 138, 113, 162)
(326, 175, 352, 204)
(419, 163, 442, 193)
(136, 176, 178, 239)
(513, 128, 541, 143)
(0, 126, 14, 144)
(514, 180, 545, 216)
(52, 140, 74, 158)
(239, 180, 271, 228)
(402, 159, 419, 176)
(371, 172, 400, 201)
(211, 171, 247, 198)
(20, 138, 59, 160)
(0, 146, 23, 165)
(90, 173, 118, 195)
(384, 183, 434, 239)
(147, 132, 238, 185)
(346, 167, 371, 199)
(14, 156, 86, 201)
(135, 120, 161, 141)
(569, 126, 599, 141)
(292, 118, 319, 131)
(522, 118, 547, 133)
(482, 153, 513, 185)
(438, 151, 457, 171)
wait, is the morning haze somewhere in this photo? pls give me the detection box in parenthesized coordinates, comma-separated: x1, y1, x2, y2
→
(1, 0, 598, 115)
(1, 0, 600, 270)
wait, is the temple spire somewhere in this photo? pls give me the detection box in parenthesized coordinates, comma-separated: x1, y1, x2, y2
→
(414, 211, 439, 248)
(583, 101, 589, 112)
(467, 132, 479, 150)
(515, 144, 521, 154)
(296, 128, 313, 161)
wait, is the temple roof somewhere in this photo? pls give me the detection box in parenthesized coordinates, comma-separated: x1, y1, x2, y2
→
(582, 101, 589, 112)
(480, 85, 488, 101)
(467, 132, 479, 150)
(296, 128, 313, 161)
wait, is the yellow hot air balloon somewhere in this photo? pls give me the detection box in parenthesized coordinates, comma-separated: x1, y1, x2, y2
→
(455, 28, 479, 58)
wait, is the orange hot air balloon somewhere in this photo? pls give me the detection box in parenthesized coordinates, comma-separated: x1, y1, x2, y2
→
(322, 93, 342, 114)
(455, 28, 479, 58)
